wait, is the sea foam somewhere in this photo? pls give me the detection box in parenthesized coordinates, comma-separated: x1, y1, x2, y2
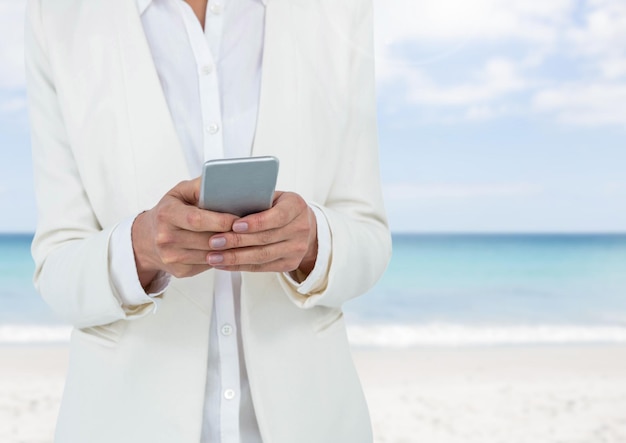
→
(0, 325, 72, 344)
(2, 323, 626, 347)
(346, 323, 626, 348)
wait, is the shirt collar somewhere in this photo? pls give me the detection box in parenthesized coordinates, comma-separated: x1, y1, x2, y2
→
(136, 0, 268, 16)
(136, 0, 151, 15)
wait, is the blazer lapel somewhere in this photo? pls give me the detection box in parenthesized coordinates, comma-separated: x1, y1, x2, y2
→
(250, 0, 299, 193)
(114, 0, 298, 207)
(113, 0, 190, 212)
(113, 0, 213, 312)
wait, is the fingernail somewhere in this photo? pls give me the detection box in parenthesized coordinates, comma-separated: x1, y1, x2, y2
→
(210, 237, 226, 248)
(233, 222, 248, 233)
(208, 254, 224, 265)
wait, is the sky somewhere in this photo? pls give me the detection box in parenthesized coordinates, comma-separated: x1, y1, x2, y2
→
(0, 0, 625, 233)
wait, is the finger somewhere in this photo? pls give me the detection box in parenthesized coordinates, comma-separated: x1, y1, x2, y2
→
(158, 246, 219, 267)
(169, 177, 202, 206)
(155, 229, 216, 252)
(233, 192, 305, 234)
(208, 226, 287, 250)
(167, 263, 213, 279)
(206, 241, 302, 269)
(213, 257, 296, 273)
(159, 198, 237, 233)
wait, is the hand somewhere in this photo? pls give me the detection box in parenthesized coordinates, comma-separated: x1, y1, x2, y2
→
(205, 191, 318, 276)
(131, 177, 239, 287)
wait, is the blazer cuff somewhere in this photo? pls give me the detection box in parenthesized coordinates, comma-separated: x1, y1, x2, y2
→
(109, 215, 170, 310)
(280, 203, 332, 307)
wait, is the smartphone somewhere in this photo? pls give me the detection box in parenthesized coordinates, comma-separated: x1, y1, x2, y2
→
(198, 156, 279, 217)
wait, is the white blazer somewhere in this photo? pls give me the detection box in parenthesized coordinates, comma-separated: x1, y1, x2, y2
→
(25, 0, 391, 442)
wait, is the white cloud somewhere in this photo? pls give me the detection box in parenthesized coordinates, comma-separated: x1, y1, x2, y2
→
(0, 96, 27, 114)
(373, 0, 573, 69)
(565, 1, 626, 61)
(376, 56, 529, 123)
(602, 182, 626, 196)
(404, 58, 527, 107)
(599, 58, 626, 80)
(2, 0, 625, 127)
(465, 105, 495, 121)
(464, 103, 522, 121)
(374, 0, 570, 43)
(532, 82, 626, 126)
(384, 182, 544, 201)
(0, 1, 27, 90)
(373, 0, 626, 126)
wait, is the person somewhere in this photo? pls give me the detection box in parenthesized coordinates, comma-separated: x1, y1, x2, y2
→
(25, 0, 391, 441)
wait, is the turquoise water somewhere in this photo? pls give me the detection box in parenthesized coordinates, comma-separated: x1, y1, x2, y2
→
(346, 234, 626, 326)
(0, 234, 55, 324)
(2, 233, 626, 345)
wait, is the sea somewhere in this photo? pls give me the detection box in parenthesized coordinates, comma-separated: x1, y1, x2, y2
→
(2, 233, 626, 347)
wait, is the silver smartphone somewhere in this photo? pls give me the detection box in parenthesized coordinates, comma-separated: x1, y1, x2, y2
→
(198, 156, 279, 217)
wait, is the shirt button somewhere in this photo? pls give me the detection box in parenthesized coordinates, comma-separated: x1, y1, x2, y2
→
(209, 2, 222, 15)
(221, 324, 233, 336)
(206, 123, 220, 134)
(224, 389, 236, 400)
(200, 64, 213, 76)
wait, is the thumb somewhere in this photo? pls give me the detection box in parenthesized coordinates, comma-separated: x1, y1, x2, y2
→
(170, 177, 203, 206)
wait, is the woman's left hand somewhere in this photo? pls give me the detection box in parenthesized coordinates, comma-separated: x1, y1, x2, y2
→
(205, 191, 318, 276)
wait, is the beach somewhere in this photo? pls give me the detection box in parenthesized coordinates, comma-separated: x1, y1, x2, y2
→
(3, 234, 626, 441)
(354, 345, 626, 443)
(2, 344, 626, 443)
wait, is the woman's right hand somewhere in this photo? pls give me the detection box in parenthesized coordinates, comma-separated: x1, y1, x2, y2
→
(131, 177, 239, 288)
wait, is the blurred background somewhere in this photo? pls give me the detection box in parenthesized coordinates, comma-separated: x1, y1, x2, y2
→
(1, 0, 626, 442)
(1, 0, 625, 347)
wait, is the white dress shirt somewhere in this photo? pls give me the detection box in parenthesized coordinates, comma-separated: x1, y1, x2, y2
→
(107, 0, 332, 442)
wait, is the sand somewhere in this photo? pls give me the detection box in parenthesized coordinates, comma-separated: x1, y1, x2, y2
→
(353, 346, 626, 443)
(0, 346, 67, 443)
(2, 345, 626, 442)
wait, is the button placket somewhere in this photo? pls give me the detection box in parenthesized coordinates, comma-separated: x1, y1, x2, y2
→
(200, 63, 214, 76)
(214, 271, 242, 441)
(209, 2, 223, 15)
(221, 324, 234, 336)
(175, 3, 239, 442)
(206, 122, 220, 134)
(152, 0, 268, 441)
(176, 0, 225, 161)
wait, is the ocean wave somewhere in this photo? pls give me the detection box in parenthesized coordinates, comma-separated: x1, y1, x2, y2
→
(346, 323, 626, 347)
(3, 323, 626, 347)
(0, 325, 72, 344)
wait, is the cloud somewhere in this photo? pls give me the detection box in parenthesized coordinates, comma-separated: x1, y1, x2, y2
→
(2, 0, 625, 127)
(564, 0, 626, 62)
(463, 104, 523, 121)
(602, 182, 626, 196)
(0, 96, 27, 114)
(532, 82, 626, 126)
(0, 1, 27, 90)
(373, 0, 626, 126)
(383, 182, 544, 201)
(402, 58, 527, 108)
(599, 58, 626, 80)
(373, 0, 573, 70)
(373, 0, 571, 47)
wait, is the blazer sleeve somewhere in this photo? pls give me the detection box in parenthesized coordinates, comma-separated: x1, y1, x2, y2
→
(25, 0, 157, 328)
(279, 0, 392, 309)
